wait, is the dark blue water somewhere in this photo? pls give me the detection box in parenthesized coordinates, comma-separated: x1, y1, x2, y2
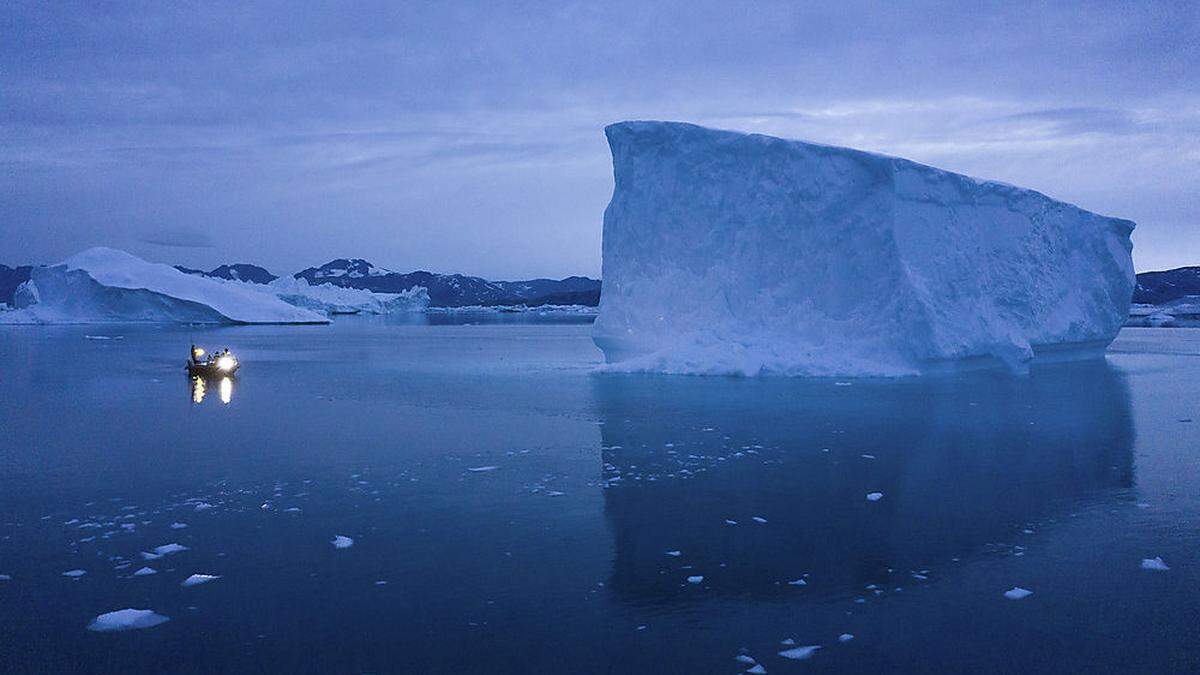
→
(1, 320, 1198, 673)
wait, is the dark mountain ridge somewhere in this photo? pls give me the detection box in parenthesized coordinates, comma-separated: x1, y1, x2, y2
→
(1133, 266, 1200, 305)
(294, 258, 601, 307)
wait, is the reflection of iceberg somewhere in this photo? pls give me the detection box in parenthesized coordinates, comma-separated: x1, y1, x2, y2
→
(594, 362, 1133, 603)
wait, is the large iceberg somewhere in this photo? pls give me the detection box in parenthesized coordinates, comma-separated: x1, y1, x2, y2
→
(593, 121, 1136, 376)
(2, 248, 328, 324)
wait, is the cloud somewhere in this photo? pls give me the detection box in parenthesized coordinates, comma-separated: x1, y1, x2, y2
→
(139, 229, 215, 249)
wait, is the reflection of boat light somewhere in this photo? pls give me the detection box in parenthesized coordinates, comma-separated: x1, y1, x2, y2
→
(191, 374, 235, 404)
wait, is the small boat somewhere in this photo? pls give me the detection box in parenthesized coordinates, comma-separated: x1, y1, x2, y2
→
(187, 345, 240, 377)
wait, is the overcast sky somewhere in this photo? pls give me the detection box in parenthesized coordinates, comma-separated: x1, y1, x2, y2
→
(3, 1, 1197, 278)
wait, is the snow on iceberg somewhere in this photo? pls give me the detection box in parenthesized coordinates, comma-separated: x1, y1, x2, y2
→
(3, 248, 328, 324)
(593, 122, 1136, 376)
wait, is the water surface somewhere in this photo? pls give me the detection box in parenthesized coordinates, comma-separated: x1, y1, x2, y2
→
(0, 321, 1197, 673)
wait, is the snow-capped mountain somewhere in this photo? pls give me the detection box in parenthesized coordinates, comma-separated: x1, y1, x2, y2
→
(294, 260, 600, 307)
(295, 258, 391, 281)
(1133, 266, 1200, 304)
(175, 263, 278, 284)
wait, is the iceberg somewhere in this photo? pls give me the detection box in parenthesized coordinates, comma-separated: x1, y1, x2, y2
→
(3, 248, 328, 324)
(0, 248, 428, 324)
(265, 275, 428, 316)
(593, 122, 1136, 376)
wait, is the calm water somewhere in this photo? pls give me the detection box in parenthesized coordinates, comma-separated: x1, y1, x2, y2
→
(1, 319, 1198, 673)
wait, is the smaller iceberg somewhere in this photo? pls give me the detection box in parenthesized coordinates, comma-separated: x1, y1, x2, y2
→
(2, 248, 327, 324)
(0, 248, 429, 324)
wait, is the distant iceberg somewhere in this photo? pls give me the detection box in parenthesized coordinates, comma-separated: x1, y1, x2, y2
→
(593, 121, 1136, 376)
(0, 248, 427, 324)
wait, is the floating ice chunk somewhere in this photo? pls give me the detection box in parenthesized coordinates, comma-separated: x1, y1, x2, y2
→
(734, 655, 756, 664)
(467, 466, 499, 473)
(751, 516, 768, 524)
(746, 666, 766, 674)
(332, 535, 354, 549)
(152, 543, 189, 556)
(780, 638, 795, 646)
(170, 522, 188, 529)
(140, 551, 162, 561)
(546, 491, 566, 497)
(1004, 587, 1033, 600)
(778, 645, 821, 660)
(285, 507, 302, 513)
(838, 633, 855, 643)
(724, 519, 738, 526)
(133, 567, 157, 576)
(665, 550, 682, 557)
(687, 575, 704, 584)
(787, 578, 807, 586)
(63, 569, 86, 578)
(0, 574, 10, 581)
(87, 608, 170, 632)
(866, 492, 883, 501)
(1141, 557, 1170, 571)
(181, 574, 221, 587)
(193, 502, 214, 511)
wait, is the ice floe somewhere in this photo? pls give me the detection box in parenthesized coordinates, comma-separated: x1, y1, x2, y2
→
(133, 567, 157, 576)
(686, 575, 704, 584)
(87, 608, 170, 632)
(778, 645, 821, 660)
(866, 492, 883, 501)
(1004, 587, 1033, 600)
(838, 633, 855, 642)
(63, 569, 86, 578)
(332, 535, 354, 549)
(1141, 557, 1170, 571)
(182, 574, 221, 587)
(152, 543, 189, 556)
(170, 522, 188, 529)
(665, 550, 682, 557)
(467, 466, 500, 473)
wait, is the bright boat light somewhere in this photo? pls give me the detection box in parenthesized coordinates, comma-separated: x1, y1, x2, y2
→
(217, 356, 235, 371)
(219, 377, 233, 404)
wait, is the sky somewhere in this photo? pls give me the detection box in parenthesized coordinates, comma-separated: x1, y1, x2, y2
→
(3, 1, 1197, 278)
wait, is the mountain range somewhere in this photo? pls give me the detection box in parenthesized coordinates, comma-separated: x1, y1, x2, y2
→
(6, 257, 1197, 311)
(1132, 266, 1200, 305)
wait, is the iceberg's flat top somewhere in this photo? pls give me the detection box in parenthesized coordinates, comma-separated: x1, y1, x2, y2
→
(594, 121, 1136, 376)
